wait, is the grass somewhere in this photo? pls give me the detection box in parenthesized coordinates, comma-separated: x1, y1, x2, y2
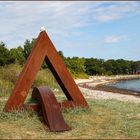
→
(0, 63, 66, 101)
(0, 98, 140, 139)
(0, 64, 21, 98)
(0, 64, 140, 139)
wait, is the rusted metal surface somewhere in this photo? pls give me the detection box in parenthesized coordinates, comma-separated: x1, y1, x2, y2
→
(32, 87, 71, 132)
(4, 30, 88, 112)
(24, 103, 41, 113)
(25, 100, 77, 112)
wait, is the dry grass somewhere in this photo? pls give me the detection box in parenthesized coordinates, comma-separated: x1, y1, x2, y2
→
(0, 64, 140, 139)
(0, 98, 140, 139)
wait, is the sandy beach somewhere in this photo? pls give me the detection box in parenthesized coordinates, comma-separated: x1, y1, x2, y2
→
(75, 75, 140, 103)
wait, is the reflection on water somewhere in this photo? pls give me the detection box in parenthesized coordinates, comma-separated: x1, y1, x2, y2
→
(108, 79, 140, 92)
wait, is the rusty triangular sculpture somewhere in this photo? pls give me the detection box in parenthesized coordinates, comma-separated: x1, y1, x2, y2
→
(4, 30, 88, 132)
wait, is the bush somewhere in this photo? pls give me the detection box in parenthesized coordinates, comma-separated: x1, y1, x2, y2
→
(0, 64, 22, 84)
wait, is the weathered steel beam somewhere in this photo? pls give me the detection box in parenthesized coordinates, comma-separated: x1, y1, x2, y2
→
(24, 100, 78, 112)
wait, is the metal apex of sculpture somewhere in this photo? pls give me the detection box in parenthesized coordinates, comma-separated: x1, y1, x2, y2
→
(4, 27, 88, 132)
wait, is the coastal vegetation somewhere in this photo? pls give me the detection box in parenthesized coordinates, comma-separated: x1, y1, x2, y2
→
(1, 40, 140, 78)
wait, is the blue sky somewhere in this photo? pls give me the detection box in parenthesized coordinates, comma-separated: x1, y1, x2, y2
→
(0, 1, 140, 60)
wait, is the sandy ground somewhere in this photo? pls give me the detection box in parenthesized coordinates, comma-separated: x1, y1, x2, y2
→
(75, 75, 140, 103)
(79, 87, 140, 103)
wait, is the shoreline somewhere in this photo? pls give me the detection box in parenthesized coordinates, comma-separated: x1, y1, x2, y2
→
(75, 75, 140, 102)
(76, 74, 140, 85)
(76, 75, 140, 95)
(94, 75, 140, 97)
(94, 84, 140, 97)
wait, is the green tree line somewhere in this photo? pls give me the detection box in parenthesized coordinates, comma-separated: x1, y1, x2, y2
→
(1, 40, 140, 75)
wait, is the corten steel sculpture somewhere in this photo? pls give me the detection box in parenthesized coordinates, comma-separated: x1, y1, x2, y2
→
(31, 87, 71, 131)
(4, 27, 88, 131)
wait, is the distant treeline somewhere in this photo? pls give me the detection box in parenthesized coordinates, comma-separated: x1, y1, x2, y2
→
(0, 39, 140, 76)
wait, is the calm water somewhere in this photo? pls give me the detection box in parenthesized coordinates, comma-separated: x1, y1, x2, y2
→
(108, 78, 140, 92)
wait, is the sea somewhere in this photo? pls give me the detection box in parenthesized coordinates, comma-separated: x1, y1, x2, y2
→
(108, 78, 140, 93)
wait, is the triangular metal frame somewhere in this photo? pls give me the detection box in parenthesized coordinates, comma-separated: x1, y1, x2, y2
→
(4, 30, 88, 112)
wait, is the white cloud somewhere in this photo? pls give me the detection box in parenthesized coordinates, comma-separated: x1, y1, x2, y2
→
(0, 1, 139, 48)
(104, 35, 127, 43)
(93, 1, 140, 22)
(0, 1, 98, 48)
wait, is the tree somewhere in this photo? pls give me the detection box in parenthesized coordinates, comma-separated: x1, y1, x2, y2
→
(23, 39, 36, 59)
(10, 46, 25, 65)
(85, 58, 105, 75)
(58, 51, 65, 60)
(0, 42, 11, 66)
(115, 59, 130, 74)
(130, 61, 140, 74)
(65, 57, 86, 74)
